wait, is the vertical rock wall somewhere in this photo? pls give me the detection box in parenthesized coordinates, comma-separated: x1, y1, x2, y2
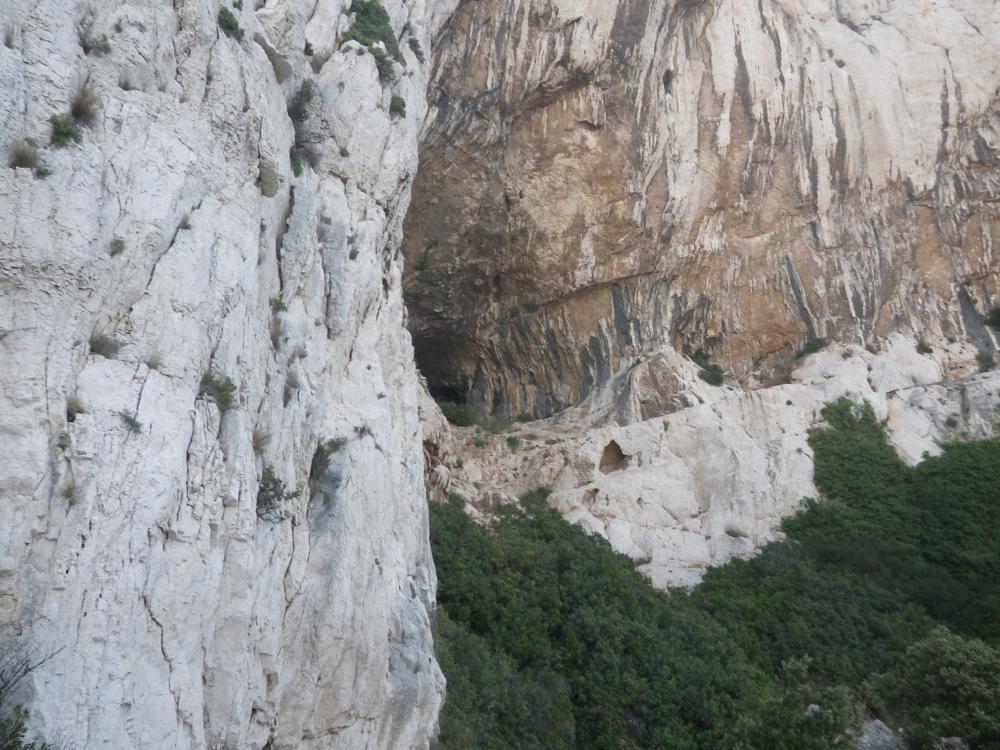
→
(0, 0, 455, 747)
(403, 0, 1000, 418)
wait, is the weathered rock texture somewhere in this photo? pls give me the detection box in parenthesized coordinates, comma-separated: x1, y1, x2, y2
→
(404, 0, 1000, 418)
(428, 339, 1000, 587)
(0, 0, 455, 747)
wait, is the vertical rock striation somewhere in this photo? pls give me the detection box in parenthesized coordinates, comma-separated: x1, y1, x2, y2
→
(404, 0, 1000, 418)
(0, 0, 455, 747)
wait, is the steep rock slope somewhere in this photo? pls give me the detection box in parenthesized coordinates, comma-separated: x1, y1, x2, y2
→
(404, 0, 1000, 418)
(0, 0, 454, 747)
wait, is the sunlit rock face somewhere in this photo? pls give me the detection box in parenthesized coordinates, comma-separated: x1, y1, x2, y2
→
(403, 0, 1000, 419)
(0, 0, 457, 747)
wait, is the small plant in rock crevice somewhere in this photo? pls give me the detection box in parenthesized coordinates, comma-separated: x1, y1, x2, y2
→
(8, 141, 38, 171)
(217, 8, 243, 40)
(199, 372, 236, 410)
(795, 336, 829, 359)
(70, 85, 99, 126)
(49, 113, 80, 147)
(287, 80, 314, 122)
(916, 339, 933, 355)
(256, 464, 299, 520)
(310, 437, 348, 480)
(289, 146, 303, 176)
(109, 237, 125, 256)
(66, 396, 84, 423)
(408, 37, 425, 63)
(389, 95, 406, 118)
(344, 0, 402, 83)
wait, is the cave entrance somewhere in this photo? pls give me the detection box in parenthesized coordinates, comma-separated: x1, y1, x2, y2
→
(599, 441, 630, 474)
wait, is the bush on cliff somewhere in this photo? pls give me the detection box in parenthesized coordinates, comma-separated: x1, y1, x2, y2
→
(431, 398, 1000, 748)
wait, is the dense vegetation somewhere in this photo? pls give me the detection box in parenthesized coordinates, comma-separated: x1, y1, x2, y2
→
(431, 400, 1000, 749)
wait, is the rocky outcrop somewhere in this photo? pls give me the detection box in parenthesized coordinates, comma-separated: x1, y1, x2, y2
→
(0, 0, 455, 747)
(428, 338, 1000, 587)
(403, 0, 1000, 419)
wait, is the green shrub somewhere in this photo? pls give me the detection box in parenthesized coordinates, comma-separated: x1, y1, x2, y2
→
(867, 628, 1000, 750)
(796, 336, 829, 359)
(217, 8, 243, 40)
(389, 95, 406, 117)
(109, 237, 125, 256)
(408, 37, 424, 63)
(437, 400, 512, 433)
(289, 146, 303, 176)
(303, 40, 313, 56)
(257, 465, 298, 520)
(287, 80, 314, 121)
(199, 372, 236, 410)
(698, 363, 724, 385)
(686, 349, 725, 385)
(49, 113, 80, 147)
(370, 46, 395, 83)
(505, 435, 520, 451)
(345, 0, 402, 62)
(431, 401, 1000, 748)
(438, 400, 477, 426)
(984, 308, 1000, 330)
(310, 437, 347, 479)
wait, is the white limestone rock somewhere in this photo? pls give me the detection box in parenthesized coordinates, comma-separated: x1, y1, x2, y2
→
(0, 0, 455, 747)
(439, 339, 1000, 588)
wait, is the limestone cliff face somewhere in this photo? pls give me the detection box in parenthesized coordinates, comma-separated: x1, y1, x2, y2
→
(0, 0, 455, 747)
(404, 0, 1000, 418)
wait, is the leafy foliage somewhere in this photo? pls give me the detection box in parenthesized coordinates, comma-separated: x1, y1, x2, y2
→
(431, 397, 1000, 749)
(49, 114, 80, 148)
(289, 146, 303, 177)
(796, 336, 829, 359)
(408, 37, 425, 63)
(437, 400, 511, 434)
(345, 1, 402, 62)
(217, 8, 243, 40)
(687, 348, 724, 385)
(984, 308, 1000, 330)
(199, 372, 236, 411)
(287, 80, 314, 122)
(257, 465, 298, 520)
(389, 95, 406, 118)
(866, 628, 1000, 750)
